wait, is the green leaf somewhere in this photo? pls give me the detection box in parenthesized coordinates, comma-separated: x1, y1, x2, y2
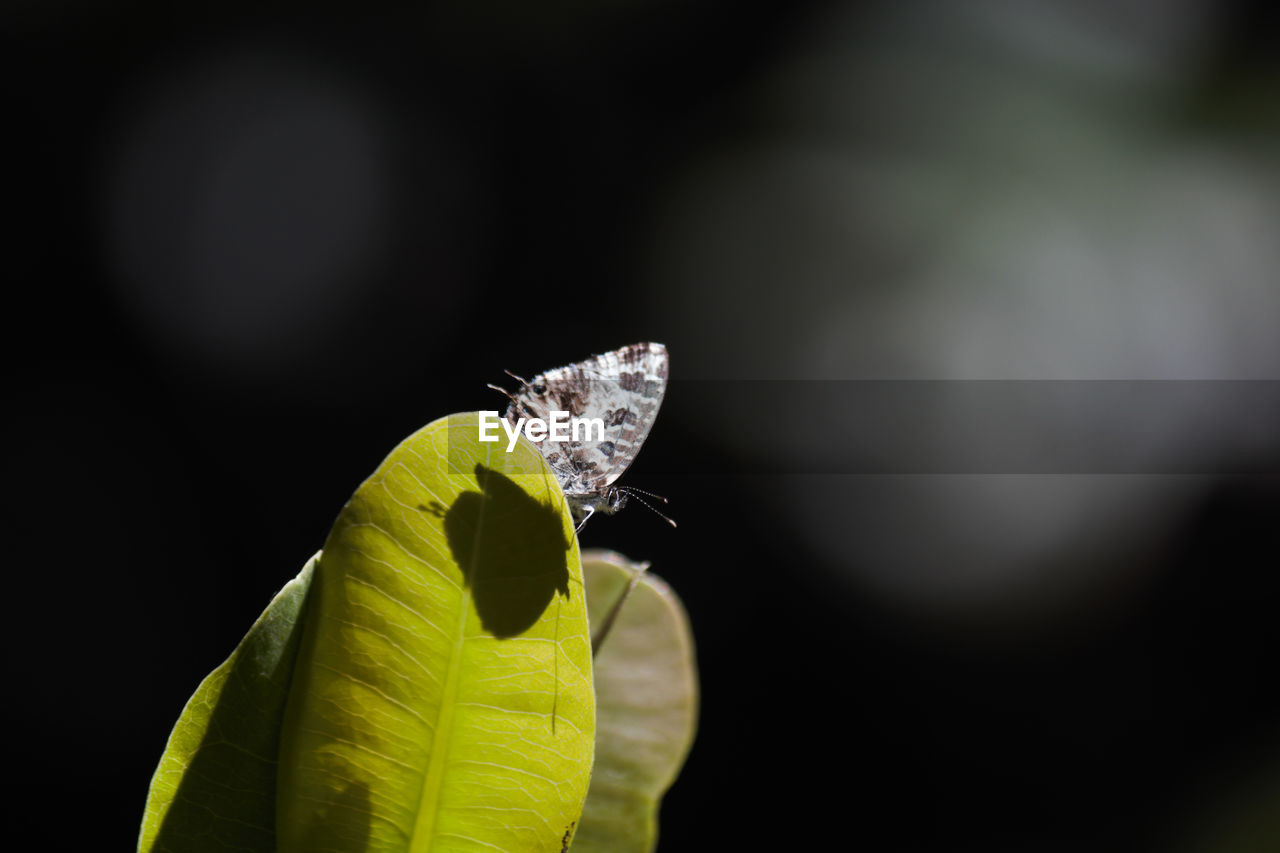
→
(574, 550, 698, 853)
(138, 553, 318, 853)
(277, 412, 595, 852)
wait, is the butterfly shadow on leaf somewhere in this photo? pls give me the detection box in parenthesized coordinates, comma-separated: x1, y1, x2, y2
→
(421, 463, 571, 639)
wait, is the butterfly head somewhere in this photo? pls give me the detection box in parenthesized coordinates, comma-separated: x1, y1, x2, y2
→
(611, 486, 676, 527)
(570, 487, 629, 521)
(606, 487, 631, 514)
(567, 485, 675, 533)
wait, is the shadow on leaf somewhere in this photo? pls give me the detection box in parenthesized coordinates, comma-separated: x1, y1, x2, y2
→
(428, 463, 570, 638)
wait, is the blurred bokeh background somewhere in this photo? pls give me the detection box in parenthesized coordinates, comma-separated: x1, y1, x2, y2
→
(6, 0, 1280, 849)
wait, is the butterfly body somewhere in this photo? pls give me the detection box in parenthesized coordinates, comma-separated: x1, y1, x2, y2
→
(500, 342, 669, 528)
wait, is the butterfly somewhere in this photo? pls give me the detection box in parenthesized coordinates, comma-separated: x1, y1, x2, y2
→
(490, 342, 673, 531)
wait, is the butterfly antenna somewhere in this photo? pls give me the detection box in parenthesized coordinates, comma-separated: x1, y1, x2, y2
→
(619, 487, 677, 528)
(617, 485, 669, 504)
(503, 369, 530, 387)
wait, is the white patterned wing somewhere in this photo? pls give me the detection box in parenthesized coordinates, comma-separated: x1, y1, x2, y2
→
(503, 343, 669, 502)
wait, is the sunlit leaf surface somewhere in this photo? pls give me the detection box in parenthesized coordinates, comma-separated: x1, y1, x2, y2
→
(277, 412, 594, 852)
(139, 413, 595, 853)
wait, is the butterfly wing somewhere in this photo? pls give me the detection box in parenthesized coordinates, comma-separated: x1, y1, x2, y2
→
(504, 342, 669, 498)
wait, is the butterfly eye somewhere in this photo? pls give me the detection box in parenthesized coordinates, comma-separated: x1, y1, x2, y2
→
(532, 383, 547, 395)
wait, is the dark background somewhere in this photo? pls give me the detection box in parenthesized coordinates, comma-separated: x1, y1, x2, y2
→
(6, 1, 1280, 850)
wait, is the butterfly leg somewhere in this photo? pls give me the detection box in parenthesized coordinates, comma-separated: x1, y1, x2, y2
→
(573, 505, 595, 534)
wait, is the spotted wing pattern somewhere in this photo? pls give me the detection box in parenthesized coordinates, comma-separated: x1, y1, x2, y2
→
(503, 342, 668, 519)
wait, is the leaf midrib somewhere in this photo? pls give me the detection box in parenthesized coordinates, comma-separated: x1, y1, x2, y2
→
(407, 438, 491, 853)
